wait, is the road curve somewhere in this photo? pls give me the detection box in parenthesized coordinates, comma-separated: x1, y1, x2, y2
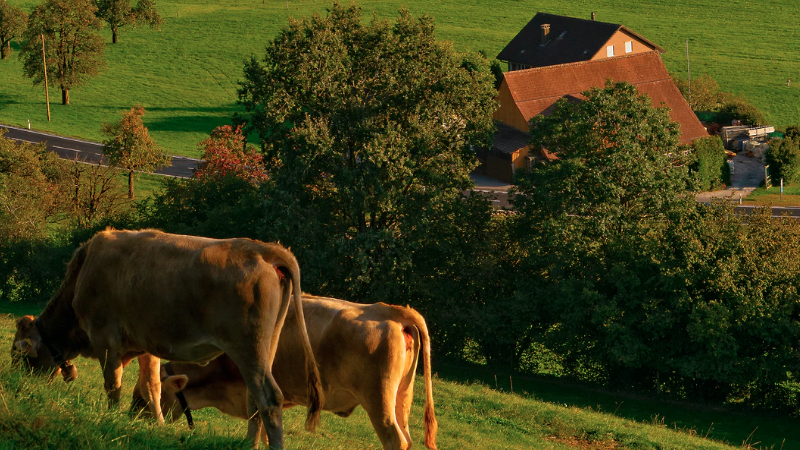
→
(1, 124, 199, 178)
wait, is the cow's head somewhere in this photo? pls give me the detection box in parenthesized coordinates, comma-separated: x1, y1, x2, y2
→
(130, 373, 188, 422)
(11, 315, 78, 383)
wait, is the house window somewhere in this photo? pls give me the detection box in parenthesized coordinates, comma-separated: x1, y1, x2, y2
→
(606, 45, 614, 57)
(625, 41, 633, 53)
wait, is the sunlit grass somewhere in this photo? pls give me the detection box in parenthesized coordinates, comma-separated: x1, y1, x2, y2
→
(744, 184, 800, 206)
(2, 306, 796, 449)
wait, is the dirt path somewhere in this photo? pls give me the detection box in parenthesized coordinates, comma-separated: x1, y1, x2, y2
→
(695, 151, 764, 203)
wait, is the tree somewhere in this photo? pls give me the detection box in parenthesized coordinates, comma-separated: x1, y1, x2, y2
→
(95, 0, 163, 44)
(0, 128, 68, 241)
(102, 105, 170, 199)
(671, 72, 724, 112)
(237, 3, 496, 301)
(20, 0, 105, 105)
(716, 93, 765, 126)
(784, 124, 800, 140)
(195, 125, 267, 183)
(766, 136, 800, 185)
(690, 135, 729, 191)
(511, 81, 699, 378)
(65, 157, 127, 227)
(0, 0, 26, 60)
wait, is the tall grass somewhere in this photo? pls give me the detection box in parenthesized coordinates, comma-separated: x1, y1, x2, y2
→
(1, 0, 799, 159)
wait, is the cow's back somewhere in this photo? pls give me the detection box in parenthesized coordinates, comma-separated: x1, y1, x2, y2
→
(272, 296, 414, 413)
(73, 229, 287, 362)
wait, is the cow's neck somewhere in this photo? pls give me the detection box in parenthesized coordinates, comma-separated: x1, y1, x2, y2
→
(37, 293, 89, 362)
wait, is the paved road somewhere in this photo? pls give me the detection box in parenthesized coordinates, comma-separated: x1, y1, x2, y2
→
(1, 124, 199, 178)
(7, 125, 800, 218)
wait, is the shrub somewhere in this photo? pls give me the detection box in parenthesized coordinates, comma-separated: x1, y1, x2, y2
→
(765, 136, 800, 185)
(716, 94, 765, 126)
(690, 136, 729, 190)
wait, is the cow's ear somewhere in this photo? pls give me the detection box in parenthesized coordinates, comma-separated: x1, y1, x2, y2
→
(15, 315, 35, 333)
(13, 338, 39, 358)
(162, 375, 189, 393)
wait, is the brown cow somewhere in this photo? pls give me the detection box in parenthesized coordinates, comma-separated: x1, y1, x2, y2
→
(132, 295, 438, 450)
(11, 229, 323, 450)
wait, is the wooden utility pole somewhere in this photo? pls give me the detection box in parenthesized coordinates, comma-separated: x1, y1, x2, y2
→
(41, 34, 50, 122)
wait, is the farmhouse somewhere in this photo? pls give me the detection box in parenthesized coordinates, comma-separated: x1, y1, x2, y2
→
(479, 13, 707, 183)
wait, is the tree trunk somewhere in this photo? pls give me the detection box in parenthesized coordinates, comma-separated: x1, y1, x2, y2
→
(128, 171, 134, 199)
(112, 27, 118, 44)
(62, 89, 69, 105)
(1, 41, 9, 59)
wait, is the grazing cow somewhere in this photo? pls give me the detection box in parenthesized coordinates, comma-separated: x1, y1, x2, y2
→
(11, 229, 323, 450)
(132, 295, 438, 450)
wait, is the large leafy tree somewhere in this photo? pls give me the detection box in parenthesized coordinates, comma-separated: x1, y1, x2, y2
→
(511, 81, 699, 380)
(102, 105, 170, 199)
(0, 0, 26, 60)
(95, 0, 163, 44)
(238, 3, 496, 300)
(20, 0, 105, 105)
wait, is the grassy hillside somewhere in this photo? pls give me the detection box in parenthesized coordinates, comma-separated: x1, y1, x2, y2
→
(1, 307, 797, 449)
(0, 0, 798, 159)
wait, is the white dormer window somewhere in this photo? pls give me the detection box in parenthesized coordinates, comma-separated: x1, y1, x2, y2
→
(606, 45, 615, 57)
(625, 41, 633, 53)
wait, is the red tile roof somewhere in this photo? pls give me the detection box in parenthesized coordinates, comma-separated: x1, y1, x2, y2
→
(502, 52, 707, 143)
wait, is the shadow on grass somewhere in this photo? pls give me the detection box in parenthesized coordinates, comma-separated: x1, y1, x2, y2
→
(0, 93, 20, 111)
(434, 357, 798, 449)
(145, 114, 237, 135)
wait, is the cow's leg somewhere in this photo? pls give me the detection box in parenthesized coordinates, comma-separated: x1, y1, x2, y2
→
(231, 353, 285, 450)
(362, 336, 411, 450)
(362, 393, 408, 450)
(395, 373, 415, 447)
(395, 327, 421, 448)
(136, 354, 165, 425)
(98, 352, 124, 409)
(246, 391, 264, 449)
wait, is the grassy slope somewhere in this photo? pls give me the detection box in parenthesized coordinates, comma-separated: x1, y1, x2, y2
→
(1, 0, 799, 159)
(1, 306, 797, 449)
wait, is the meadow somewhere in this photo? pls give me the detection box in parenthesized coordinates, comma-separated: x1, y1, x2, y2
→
(1, 0, 799, 159)
(1, 307, 797, 450)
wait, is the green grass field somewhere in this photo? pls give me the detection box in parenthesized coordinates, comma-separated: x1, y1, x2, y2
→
(1, 0, 799, 159)
(1, 305, 798, 449)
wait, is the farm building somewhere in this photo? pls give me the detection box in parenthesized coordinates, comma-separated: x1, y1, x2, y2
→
(480, 13, 707, 183)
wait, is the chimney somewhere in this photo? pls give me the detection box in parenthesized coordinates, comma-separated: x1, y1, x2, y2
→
(540, 24, 551, 45)
(591, 12, 596, 20)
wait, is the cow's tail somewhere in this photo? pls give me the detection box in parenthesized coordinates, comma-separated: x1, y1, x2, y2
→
(405, 307, 438, 450)
(287, 261, 324, 432)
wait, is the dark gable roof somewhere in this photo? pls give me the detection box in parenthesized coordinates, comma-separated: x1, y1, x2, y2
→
(493, 122, 531, 155)
(497, 12, 664, 68)
(502, 52, 707, 143)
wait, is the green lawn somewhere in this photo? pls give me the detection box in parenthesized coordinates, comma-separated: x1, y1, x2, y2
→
(1, 305, 798, 449)
(2, 0, 800, 159)
(744, 183, 800, 206)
